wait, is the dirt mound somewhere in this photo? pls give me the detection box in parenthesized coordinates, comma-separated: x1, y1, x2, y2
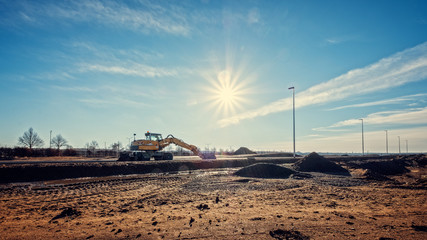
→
(234, 147, 256, 155)
(234, 163, 296, 179)
(362, 169, 392, 181)
(293, 152, 349, 174)
(357, 160, 409, 175)
(257, 152, 295, 157)
(401, 154, 427, 167)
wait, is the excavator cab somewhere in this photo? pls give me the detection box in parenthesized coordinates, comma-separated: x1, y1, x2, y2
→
(145, 132, 163, 141)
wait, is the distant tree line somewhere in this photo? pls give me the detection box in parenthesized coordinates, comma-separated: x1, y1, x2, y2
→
(0, 147, 77, 159)
(0, 128, 121, 160)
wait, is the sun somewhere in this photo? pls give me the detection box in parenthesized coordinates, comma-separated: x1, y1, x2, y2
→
(218, 87, 235, 105)
(208, 69, 246, 116)
(216, 70, 237, 104)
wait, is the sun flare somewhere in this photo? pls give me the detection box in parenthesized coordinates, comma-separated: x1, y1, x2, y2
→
(218, 87, 235, 105)
(206, 69, 248, 116)
(216, 70, 237, 105)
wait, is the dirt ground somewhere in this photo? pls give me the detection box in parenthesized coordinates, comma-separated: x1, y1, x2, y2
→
(0, 156, 426, 239)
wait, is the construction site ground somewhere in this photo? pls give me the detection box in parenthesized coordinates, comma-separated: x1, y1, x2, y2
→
(0, 154, 426, 239)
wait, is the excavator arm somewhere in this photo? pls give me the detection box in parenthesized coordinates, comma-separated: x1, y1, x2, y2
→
(160, 135, 216, 159)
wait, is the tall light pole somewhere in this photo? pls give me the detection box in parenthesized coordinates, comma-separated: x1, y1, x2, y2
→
(288, 86, 295, 158)
(398, 136, 401, 154)
(385, 130, 388, 154)
(127, 137, 131, 149)
(406, 139, 408, 153)
(359, 119, 364, 156)
(49, 130, 52, 149)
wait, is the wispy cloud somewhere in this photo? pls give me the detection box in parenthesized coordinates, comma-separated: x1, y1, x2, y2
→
(314, 107, 427, 131)
(219, 41, 427, 127)
(52, 85, 95, 92)
(247, 8, 260, 24)
(299, 126, 427, 153)
(34, 71, 75, 81)
(80, 63, 178, 78)
(324, 35, 359, 45)
(69, 42, 180, 78)
(70, 42, 164, 62)
(329, 93, 427, 110)
(79, 97, 148, 108)
(325, 39, 340, 44)
(5, 0, 190, 35)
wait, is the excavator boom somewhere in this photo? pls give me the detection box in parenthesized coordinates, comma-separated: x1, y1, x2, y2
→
(160, 135, 216, 159)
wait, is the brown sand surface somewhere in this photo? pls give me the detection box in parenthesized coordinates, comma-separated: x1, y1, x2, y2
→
(0, 157, 426, 239)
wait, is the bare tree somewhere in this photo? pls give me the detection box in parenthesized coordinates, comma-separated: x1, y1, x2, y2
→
(111, 142, 122, 152)
(18, 127, 44, 149)
(111, 142, 122, 157)
(85, 140, 99, 157)
(51, 134, 68, 151)
(86, 140, 99, 151)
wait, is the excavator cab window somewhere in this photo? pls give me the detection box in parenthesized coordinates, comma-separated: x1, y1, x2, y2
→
(145, 132, 163, 141)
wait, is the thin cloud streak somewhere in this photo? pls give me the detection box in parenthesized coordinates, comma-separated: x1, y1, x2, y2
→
(301, 126, 427, 153)
(329, 93, 427, 110)
(52, 85, 95, 92)
(79, 97, 148, 108)
(314, 107, 427, 131)
(261, 125, 427, 152)
(7, 0, 190, 35)
(219, 42, 427, 127)
(80, 64, 178, 78)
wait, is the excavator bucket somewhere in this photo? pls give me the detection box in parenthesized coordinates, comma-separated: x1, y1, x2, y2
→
(200, 152, 216, 160)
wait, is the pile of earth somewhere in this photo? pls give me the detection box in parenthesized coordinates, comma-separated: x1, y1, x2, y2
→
(355, 160, 410, 175)
(256, 152, 296, 157)
(399, 154, 427, 167)
(293, 152, 350, 175)
(361, 169, 392, 181)
(234, 163, 310, 179)
(234, 147, 256, 155)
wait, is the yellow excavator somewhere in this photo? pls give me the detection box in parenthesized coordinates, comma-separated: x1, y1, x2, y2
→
(118, 132, 216, 161)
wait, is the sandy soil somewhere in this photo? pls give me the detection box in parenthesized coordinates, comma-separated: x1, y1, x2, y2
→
(0, 157, 426, 239)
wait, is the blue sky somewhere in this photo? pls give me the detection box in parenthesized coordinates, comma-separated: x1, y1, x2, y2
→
(1, 0, 427, 153)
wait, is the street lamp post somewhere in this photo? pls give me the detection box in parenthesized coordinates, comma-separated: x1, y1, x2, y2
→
(288, 86, 295, 158)
(127, 137, 131, 149)
(406, 139, 408, 153)
(385, 130, 388, 154)
(398, 136, 401, 154)
(359, 119, 364, 156)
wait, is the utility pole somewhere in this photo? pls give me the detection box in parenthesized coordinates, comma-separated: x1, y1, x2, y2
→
(117, 141, 120, 157)
(288, 86, 295, 158)
(406, 139, 408, 153)
(127, 137, 131, 149)
(359, 119, 364, 156)
(49, 130, 52, 149)
(385, 130, 388, 154)
(398, 136, 401, 154)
